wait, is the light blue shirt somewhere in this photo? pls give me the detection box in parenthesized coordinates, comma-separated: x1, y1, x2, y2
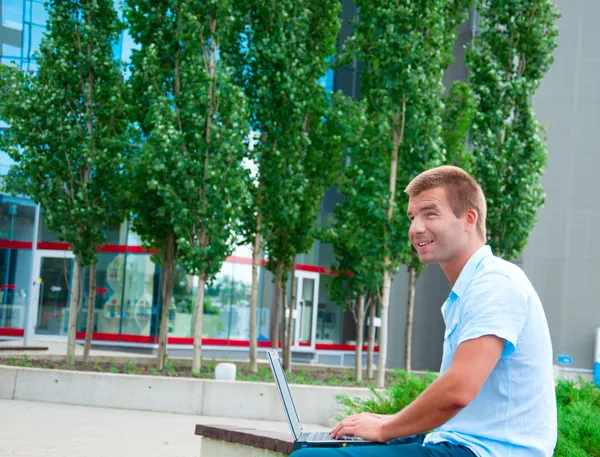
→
(423, 245, 557, 457)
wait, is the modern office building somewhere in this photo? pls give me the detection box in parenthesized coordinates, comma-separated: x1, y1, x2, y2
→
(0, 0, 597, 375)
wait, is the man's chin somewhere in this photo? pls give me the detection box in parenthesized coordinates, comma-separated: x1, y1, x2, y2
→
(417, 252, 437, 265)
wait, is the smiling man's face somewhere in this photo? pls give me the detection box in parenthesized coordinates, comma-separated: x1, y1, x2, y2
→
(406, 186, 469, 265)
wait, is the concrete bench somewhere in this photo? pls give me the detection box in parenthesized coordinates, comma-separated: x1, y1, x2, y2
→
(196, 424, 294, 457)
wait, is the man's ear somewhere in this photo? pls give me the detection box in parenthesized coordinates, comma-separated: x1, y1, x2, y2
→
(465, 209, 478, 232)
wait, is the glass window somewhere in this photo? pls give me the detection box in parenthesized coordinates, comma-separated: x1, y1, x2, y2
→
(168, 264, 196, 337)
(0, 248, 32, 329)
(30, 1, 48, 26)
(34, 255, 73, 336)
(121, 254, 157, 337)
(204, 262, 233, 338)
(2, 44, 21, 58)
(2, 0, 24, 31)
(223, 261, 252, 340)
(1, 57, 20, 66)
(40, 212, 125, 246)
(28, 24, 45, 55)
(22, 23, 30, 58)
(0, 198, 36, 241)
(316, 275, 345, 344)
(104, 220, 128, 245)
(78, 253, 126, 335)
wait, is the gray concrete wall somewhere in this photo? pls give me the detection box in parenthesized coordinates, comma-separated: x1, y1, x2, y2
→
(388, 265, 450, 372)
(0, 365, 376, 426)
(523, 0, 600, 370)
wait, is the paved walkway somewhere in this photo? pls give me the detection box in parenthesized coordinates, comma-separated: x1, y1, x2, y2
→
(0, 399, 328, 457)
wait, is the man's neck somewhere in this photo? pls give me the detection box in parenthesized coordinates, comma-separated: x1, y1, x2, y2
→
(441, 241, 485, 286)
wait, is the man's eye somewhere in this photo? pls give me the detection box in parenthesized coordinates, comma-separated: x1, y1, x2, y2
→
(426, 212, 436, 217)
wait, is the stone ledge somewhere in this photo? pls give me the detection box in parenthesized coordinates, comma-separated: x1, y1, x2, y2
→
(196, 424, 294, 455)
(0, 365, 376, 426)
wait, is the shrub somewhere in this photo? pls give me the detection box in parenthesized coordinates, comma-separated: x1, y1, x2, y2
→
(338, 371, 600, 456)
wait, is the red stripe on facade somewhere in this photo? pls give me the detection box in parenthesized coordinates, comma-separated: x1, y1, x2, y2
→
(74, 332, 157, 344)
(0, 284, 15, 290)
(5, 330, 378, 352)
(0, 240, 344, 276)
(0, 328, 24, 337)
(0, 240, 33, 249)
(37, 242, 152, 254)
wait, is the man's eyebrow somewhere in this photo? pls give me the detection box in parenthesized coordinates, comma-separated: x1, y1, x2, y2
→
(407, 203, 440, 217)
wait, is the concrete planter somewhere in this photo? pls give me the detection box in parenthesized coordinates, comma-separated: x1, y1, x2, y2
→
(0, 365, 375, 426)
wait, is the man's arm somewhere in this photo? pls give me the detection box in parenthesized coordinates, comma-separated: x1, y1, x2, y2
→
(330, 335, 505, 442)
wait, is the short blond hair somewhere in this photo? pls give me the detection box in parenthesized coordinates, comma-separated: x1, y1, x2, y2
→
(404, 166, 487, 241)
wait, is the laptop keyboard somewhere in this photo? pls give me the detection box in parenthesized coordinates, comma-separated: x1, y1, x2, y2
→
(304, 432, 363, 442)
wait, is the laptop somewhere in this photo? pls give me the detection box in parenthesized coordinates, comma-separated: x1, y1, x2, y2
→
(267, 349, 386, 450)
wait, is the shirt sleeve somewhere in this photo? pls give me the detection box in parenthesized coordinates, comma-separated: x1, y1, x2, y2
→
(457, 272, 528, 357)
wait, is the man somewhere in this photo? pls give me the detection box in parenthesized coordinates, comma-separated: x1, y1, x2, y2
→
(292, 166, 557, 457)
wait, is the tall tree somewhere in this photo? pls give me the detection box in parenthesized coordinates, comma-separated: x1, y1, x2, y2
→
(124, 0, 182, 371)
(125, 0, 250, 372)
(225, 0, 343, 372)
(468, 0, 560, 261)
(0, 0, 129, 364)
(402, 3, 472, 373)
(344, 0, 469, 386)
(323, 101, 384, 381)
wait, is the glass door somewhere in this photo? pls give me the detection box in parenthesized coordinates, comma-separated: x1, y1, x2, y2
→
(293, 270, 319, 350)
(30, 250, 75, 337)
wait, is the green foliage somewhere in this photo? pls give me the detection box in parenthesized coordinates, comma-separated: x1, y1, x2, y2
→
(467, 0, 560, 260)
(322, 100, 384, 314)
(554, 379, 600, 457)
(125, 0, 249, 283)
(225, 0, 345, 277)
(0, 0, 130, 267)
(206, 275, 249, 305)
(441, 81, 476, 172)
(340, 374, 600, 456)
(337, 0, 472, 279)
(337, 369, 437, 418)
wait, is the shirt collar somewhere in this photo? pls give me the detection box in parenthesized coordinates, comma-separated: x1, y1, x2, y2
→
(451, 245, 492, 298)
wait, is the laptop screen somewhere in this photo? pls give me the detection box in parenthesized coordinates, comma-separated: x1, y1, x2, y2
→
(267, 349, 302, 440)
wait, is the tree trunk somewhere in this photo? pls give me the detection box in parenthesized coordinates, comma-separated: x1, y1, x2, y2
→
(355, 294, 365, 382)
(157, 233, 176, 371)
(375, 104, 403, 388)
(249, 214, 262, 373)
(192, 276, 206, 372)
(404, 264, 417, 373)
(270, 262, 283, 349)
(376, 269, 392, 388)
(283, 259, 296, 372)
(367, 296, 376, 380)
(281, 275, 289, 370)
(66, 256, 83, 365)
(83, 262, 97, 362)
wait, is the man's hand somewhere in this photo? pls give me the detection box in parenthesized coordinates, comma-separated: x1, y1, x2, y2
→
(329, 412, 388, 442)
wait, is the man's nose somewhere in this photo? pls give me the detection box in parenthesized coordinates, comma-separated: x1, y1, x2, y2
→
(409, 218, 425, 237)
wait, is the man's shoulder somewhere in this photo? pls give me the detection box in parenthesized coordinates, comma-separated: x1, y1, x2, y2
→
(470, 255, 533, 298)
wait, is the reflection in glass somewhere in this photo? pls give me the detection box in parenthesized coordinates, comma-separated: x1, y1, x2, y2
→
(0, 249, 31, 329)
(121, 255, 156, 336)
(2, 0, 24, 30)
(0, 200, 35, 241)
(169, 264, 197, 337)
(298, 278, 315, 344)
(78, 253, 125, 334)
(35, 256, 73, 336)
